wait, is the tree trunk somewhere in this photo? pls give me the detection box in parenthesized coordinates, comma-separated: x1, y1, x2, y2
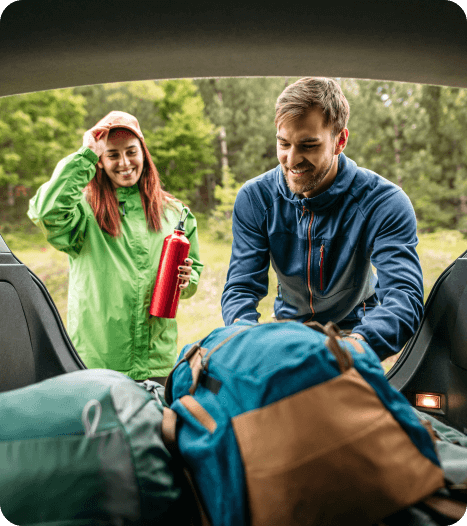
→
(7, 183, 15, 206)
(212, 80, 230, 187)
(459, 195, 467, 215)
(219, 124, 229, 185)
(394, 125, 402, 188)
(198, 172, 216, 211)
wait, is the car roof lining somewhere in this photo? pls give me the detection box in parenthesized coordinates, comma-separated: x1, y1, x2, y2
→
(0, 0, 466, 98)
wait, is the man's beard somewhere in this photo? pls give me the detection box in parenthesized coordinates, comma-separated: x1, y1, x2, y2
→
(283, 155, 334, 197)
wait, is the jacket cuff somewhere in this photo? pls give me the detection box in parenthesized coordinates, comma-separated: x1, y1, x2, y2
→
(180, 280, 198, 300)
(77, 146, 99, 164)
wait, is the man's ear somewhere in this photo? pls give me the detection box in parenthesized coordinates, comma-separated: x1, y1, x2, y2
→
(335, 128, 349, 154)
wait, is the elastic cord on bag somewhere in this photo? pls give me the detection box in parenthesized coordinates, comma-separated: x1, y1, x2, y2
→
(82, 399, 102, 438)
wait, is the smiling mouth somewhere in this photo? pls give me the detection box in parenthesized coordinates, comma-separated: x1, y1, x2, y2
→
(117, 169, 134, 177)
(288, 166, 312, 176)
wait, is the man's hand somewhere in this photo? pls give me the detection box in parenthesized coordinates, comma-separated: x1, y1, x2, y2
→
(83, 126, 110, 158)
(178, 258, 193, 290)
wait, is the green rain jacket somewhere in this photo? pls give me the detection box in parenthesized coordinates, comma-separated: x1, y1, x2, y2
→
(28, 146, 203, 380)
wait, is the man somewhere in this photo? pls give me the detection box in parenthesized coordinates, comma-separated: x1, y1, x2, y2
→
(221, 77, 424, 361)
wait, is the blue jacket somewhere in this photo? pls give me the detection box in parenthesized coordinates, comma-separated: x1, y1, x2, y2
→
(221, 153, 424, 360)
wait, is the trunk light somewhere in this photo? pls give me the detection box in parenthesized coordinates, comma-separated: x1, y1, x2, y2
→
(415, 393, 441, 410)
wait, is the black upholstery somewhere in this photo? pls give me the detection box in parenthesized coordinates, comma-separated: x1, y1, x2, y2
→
(388, 251, 467, 433)
(0, 235, 85, 393)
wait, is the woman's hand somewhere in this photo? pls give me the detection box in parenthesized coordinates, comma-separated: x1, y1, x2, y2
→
(178, 258, 193, 290)
(83, 126, 110, 158)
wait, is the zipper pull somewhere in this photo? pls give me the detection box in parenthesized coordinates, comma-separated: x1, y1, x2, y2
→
(119, 201, 126, 216)
(319, 244, 325, 291)
(299, 206, 307, 224)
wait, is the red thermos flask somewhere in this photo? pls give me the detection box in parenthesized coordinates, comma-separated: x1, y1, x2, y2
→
(149, 207, 191, 318)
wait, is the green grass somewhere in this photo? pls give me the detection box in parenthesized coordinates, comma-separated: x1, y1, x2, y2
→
(4, 227, 466, 371)
(380, 229, 467, 372)
(176, 230, 278, 350)
(417, 230, 466, 302)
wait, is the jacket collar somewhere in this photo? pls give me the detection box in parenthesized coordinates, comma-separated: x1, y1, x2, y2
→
(277, 153, 358, 212)
(116, 184, 139, 202)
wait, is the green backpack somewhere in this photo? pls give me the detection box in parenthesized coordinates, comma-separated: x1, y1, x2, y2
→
(0, 369, 191, 526)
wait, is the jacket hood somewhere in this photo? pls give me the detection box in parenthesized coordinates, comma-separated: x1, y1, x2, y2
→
(277, 153, 358, 212)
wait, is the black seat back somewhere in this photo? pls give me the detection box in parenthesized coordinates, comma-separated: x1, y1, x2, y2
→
(0, 234, 85, 393)
(388, 250, 467, 434)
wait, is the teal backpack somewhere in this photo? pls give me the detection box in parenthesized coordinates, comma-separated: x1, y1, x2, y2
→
(165, 320, 447, 526)
(0, 368, 192, 526)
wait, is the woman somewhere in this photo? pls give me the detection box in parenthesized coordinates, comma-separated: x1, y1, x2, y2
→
(28, 111, 203, 385)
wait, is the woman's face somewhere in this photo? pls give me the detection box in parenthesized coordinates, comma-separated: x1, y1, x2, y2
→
(97, 129, 145, 188)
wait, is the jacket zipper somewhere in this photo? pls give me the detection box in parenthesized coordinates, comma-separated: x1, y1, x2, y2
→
(319, 244, 324, 291)
(307, 211, 315, 317)
(299, 206, 307, 224)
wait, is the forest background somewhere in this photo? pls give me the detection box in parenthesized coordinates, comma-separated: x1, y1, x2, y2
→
(1, 77, 466, 371)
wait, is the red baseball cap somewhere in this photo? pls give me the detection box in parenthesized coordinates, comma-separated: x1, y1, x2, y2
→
(92, 111, 159, 184)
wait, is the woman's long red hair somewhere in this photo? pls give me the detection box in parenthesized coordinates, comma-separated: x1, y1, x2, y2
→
(84, 140, 176, 237)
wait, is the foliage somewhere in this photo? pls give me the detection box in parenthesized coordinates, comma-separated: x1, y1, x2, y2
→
(342, 80, 467, 232)
(207, 166, 242, 241)
(145, 80, 217, 203)
(75, 81, 166, 132)
(2, 77, 467, 233)
(195, 77, 297, 185)
(0, 89, 86, 216)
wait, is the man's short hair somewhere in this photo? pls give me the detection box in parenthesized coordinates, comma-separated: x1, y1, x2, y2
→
(275, 77, 350, 136)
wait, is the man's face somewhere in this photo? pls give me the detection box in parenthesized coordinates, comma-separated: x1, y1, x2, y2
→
(276, 106, 348, 198)
(97, 129, 145, 189)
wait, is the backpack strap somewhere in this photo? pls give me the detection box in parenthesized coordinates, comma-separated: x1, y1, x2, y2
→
(166, 325, 253, 402)
(189, 325, 253, 395)
(202, 325, 252, 371)
(304, 320, 354, 373)
(165, 339, 207, 405)
(188, 346, 209, 395)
